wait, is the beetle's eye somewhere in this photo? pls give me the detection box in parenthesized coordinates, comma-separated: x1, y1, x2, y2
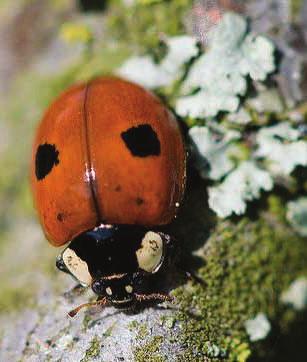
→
(92, 279, 104, 295)
(136, 231, 164, 273)
(56, 255, 69, 273)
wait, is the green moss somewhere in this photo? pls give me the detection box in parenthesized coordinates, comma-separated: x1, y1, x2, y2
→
(129, 321, 150, 339)
(228, 143, 251, 164)
(227, 338, 251, 362)
(130, 322, 166, 361)
(134, 335, 165, 362)
(172, 206, 307, 360)
(267, 194, 287, 220)
(103, 322, 116, 338)
(82, 314, 92, 331)
(160, 315, 176, 329)
(128, 320, 139, 331)
(81, 336, 102, 362)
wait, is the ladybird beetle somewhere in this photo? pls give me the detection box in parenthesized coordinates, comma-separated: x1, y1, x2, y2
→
(31, 77, 186, 316)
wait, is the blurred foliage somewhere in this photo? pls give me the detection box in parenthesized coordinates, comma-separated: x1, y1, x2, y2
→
(292, 0, 304, 16)
(78, 0, 107, 12)
(60, 22, 94, 44)
(107, 0, 190, 51)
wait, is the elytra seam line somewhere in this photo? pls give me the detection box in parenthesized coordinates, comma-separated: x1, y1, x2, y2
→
(83, 81, 102, 223)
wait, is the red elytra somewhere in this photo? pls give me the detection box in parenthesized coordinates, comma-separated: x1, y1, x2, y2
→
(31, 77, 186, 247)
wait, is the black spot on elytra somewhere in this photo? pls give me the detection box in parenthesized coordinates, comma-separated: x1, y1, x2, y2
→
(35, 143, 59, 180)
(121, 124, 161, 157)
(57, 213, 65, 222)
(115, 185, 121, 192)
(136, 197, 144, 206)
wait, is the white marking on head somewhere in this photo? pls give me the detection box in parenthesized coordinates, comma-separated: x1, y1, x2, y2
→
(112, 299, 132, 304)
(125, 285, 133, 294)
(62, 248, 92, 286)
(106, 287, 113, 296)
(103, 273, 127, 280)
(136, 231, 164, 273)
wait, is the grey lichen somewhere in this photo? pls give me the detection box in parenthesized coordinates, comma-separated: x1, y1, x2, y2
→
(281, 277, 307, 310)
(244, 313, 271, 342)
(286, 197, 307, 236)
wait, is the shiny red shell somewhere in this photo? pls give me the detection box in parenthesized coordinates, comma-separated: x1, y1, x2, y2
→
(31, 77, 186, 247)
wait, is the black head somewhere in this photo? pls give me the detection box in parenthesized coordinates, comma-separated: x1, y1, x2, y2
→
(91, 273, 138, 308)
(57, 225, 173, 311)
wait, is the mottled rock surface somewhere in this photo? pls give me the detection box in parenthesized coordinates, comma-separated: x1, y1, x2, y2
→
(0, 1, 307, 361)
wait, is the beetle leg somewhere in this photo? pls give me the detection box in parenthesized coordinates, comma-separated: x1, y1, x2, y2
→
(135, 293, 174, 304)
(182, 269, 206, 286)
(175, 257, 206, 286)
(64, 283, 87, 300)
(176, 264, 206, 286)
(68, 297, 108, 318)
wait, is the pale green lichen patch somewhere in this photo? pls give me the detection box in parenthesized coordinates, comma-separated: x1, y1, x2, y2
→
(176, 12, 275, 118)
(208, 161, 273, 217)
(189, 125, 240, 181)
(281, 277, 307, 311)
(244, 313, 271, 342)
(118, 35, 198, 89)
(255, 122, 307, 175)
